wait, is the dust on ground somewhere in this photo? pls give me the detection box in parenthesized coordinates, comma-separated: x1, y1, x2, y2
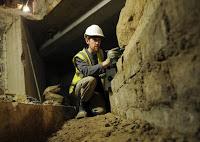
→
(47, 113, 190, 142)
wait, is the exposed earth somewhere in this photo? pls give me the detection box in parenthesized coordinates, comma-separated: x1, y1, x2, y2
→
(47, 113, 190, 142)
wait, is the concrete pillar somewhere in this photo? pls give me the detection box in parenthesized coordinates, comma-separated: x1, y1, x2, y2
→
(5, 17, 26, 96)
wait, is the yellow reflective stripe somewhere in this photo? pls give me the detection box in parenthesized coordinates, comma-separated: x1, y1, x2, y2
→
(69, 85, 74, 94)
(97, 49, 104, 63)
(80, 49, 91, 65)
(73, 53, 84, 64)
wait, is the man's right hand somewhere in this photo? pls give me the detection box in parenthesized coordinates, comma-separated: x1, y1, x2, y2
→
(101, 58, 110, 69)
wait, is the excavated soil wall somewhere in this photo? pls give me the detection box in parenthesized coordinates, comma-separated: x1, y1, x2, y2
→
(111, 0, 200, 138)
(0, 102, 66, 142)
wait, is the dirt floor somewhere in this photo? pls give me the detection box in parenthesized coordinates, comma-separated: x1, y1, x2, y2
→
(47, 113, 191, 142)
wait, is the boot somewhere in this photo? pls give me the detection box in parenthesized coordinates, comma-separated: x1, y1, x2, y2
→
(91, 107, 105, 116)
(76, 101, 87, 119)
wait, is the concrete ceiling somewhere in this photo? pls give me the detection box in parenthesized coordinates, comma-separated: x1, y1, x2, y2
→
(25, 0, 102, 49)
(25, 0, 125, 61)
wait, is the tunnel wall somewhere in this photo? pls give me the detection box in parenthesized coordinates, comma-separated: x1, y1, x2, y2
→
(111, 0, 200, 137)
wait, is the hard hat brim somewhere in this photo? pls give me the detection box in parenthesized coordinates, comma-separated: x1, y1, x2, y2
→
(84, 34, 105, 38)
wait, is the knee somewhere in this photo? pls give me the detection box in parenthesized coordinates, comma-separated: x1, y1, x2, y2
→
(87, 76, 97, 86)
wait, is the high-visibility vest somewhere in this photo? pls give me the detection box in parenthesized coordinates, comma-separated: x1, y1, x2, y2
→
(69, 48, 104, 94)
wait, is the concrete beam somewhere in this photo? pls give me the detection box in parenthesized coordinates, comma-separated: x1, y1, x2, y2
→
(39, 0, 125, 57)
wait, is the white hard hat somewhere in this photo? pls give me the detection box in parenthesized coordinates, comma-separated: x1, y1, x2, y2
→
(84, 25, 104, 37)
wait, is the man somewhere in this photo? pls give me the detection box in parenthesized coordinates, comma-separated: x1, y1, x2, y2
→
(69, 25, 110, 119)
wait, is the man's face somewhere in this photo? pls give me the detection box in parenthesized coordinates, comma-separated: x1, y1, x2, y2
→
(86, 36, 102, 53)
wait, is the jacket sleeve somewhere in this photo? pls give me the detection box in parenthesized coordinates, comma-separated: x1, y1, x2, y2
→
(74, 57, 104, 77)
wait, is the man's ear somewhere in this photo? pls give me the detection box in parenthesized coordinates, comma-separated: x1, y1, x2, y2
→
(85, 37, 90, 44)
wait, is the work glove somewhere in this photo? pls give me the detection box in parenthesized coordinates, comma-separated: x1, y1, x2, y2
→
(107, 47, 124, 64)
(107, 47, 123, 59)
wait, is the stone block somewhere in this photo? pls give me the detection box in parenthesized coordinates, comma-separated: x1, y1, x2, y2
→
(117, 0, 148, 47)
(112, 0, 200, 137)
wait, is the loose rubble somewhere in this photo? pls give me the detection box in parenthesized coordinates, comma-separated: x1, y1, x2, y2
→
(47, 113, 193, 142)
